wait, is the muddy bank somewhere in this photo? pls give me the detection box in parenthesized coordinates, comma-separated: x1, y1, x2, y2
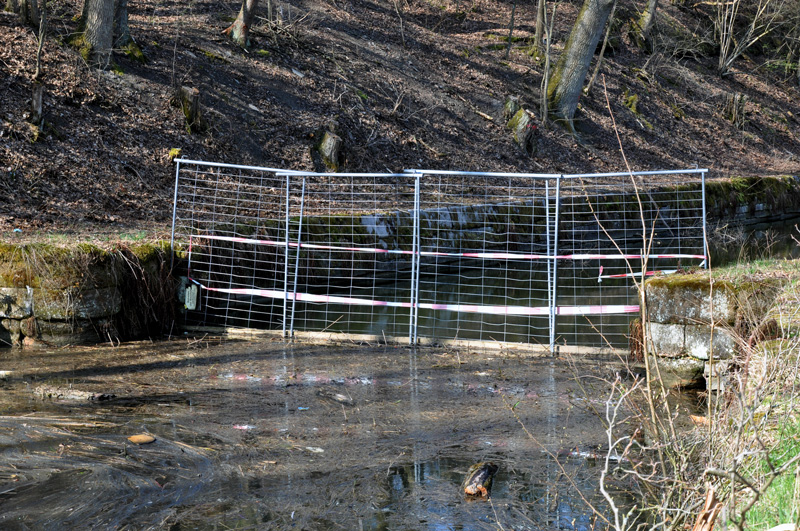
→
(0, 339, 688, 529)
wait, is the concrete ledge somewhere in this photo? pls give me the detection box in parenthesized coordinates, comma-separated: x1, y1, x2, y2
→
(648, 355, 705, 389)
(646, 276, 737, 325)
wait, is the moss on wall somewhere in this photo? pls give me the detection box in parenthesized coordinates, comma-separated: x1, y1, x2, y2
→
(0, 241, 176, 347)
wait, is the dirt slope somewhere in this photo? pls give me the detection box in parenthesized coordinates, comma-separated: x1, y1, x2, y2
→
(2, 0, 800, 236)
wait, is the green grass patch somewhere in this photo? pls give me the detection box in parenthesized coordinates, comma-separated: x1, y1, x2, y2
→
(745, 419, 800, 528)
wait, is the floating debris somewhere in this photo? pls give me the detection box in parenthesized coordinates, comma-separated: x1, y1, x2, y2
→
(557, 447, 627, 463)
(127, 434, 156, 445)
(33, 385, 116, 401)
(316, 389, 354, 406)
(219, 373, 262, 382)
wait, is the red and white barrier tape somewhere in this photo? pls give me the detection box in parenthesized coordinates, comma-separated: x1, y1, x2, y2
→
(190, 234, 706, 262)
(597, 265, 680, 281)
(191, 279, 640, 316)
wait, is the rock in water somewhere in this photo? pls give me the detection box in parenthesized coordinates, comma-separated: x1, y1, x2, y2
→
(463, 462, 498, 497)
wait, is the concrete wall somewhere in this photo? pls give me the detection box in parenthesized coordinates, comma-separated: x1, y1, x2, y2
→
(0, 242, 173, 347)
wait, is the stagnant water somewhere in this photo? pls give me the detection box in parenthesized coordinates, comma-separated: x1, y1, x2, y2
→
(0, 339, 687, 530)
(288, 220, 800, 347)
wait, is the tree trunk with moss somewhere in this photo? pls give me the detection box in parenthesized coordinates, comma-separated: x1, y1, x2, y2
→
(113, 0, 145, 62)
(81, 0, 114, 69)
(223, 0, 260, 48)
(546, 0, 615, 132)
(77, 0, 140, 68)
(633, 0, 658, 51)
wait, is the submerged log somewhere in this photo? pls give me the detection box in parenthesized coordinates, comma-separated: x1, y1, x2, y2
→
(463, 462, 498, 497)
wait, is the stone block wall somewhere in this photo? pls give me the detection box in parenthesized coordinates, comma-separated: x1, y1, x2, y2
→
(644, 274, 783, 389)
(0, 242, 174, 347)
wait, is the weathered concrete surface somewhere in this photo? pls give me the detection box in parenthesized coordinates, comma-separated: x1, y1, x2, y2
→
(36, 319, 117, 347)
(647, 322, 685, 356)
(684, 324, 736, 360)
(0, 242, 173, 348)
(646, 322, 737, 360)
(644, 271, 793, 388)
(647, 355, 705, 389)
(32, 287, 122, 321)
(646, 277, 737, 325)
(0, 287, 33, 319)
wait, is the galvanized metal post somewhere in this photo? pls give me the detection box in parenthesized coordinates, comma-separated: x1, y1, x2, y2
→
(409, 174, 421, 345)
(282, 174, 292, 338)
(413, 176, 421, 345)
(545, 181, 552, 351)
(701, 170, 708, 269)
(169, 159, 182, 272)
(289, 178, 306, 337)
(550, 175, 562, 354)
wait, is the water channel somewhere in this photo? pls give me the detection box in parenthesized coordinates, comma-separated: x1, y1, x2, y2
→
(1, 221, 794, 528)
(0, 339, 670, 530)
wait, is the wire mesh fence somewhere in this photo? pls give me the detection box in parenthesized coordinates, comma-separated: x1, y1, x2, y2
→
(171, 160, 707, 352)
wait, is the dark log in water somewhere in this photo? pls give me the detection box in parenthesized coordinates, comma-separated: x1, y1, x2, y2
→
(463, 462, 498, 497)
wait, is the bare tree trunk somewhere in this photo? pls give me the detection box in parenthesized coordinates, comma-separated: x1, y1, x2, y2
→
(546, 0, 616, 131)
(6, 0, 39, 27)
(33, 0, 45, 80)
(223, 0, 260, 48)
(505, 0, 517, 59)
(634, 0, 659, 51)
(539, 3, 556, 124)
(31, 83, 44, 125)
(534, 0, 546, 49)
(585, 0, 617, 94)
(113, 0, 131, 47)
(82, 0, 114, 69)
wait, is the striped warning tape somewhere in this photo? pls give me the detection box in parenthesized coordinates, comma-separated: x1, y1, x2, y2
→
(190, 234, 706, 262)
(599, 269, 678, 280)
(190, 279, 640, 316)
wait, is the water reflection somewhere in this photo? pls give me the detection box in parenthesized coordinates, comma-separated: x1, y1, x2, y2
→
(710, 219, 800, 266)
(0, 340, 635, 530)
(375, 455, 613, 531)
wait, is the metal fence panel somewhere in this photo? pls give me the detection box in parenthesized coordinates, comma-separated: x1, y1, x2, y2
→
(171, 160, 707, 351)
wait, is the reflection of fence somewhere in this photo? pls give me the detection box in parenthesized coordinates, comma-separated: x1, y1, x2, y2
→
(171, 160, 708, 351)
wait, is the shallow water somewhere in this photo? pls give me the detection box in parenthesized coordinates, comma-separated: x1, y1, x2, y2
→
(0, 339, 659, 530)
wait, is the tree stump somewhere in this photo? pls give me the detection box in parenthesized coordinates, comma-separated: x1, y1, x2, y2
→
(503, 96, 521, 122)
(507, 108, 538, 156)
(31, 83, 44, 126)
(177, 86, 205, 133)
(722, 92, 748, 129)
(311, 126, 344, 172)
